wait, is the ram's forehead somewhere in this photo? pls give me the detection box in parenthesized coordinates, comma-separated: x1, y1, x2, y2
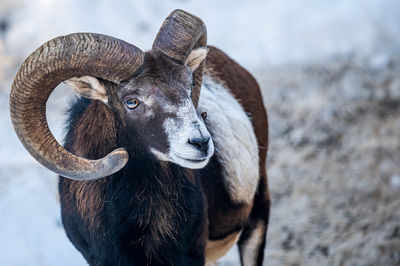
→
(118, 77, 190, 109)
(125, 74, 191, 92)
(127, 51, 192, 86)
(141, 92, 193, 120)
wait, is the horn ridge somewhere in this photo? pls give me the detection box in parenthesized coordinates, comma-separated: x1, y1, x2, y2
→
(10, 33, 143, 180)
(152, 9, 207, 107)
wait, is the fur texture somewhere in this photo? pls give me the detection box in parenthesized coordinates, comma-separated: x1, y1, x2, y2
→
(198, 75, 259, 203)
(59, 46, 270, 266)
(61, 98, 208, 265)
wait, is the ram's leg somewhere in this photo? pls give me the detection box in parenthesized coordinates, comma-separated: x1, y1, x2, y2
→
(238, 174, 270, 266)
(238, 219, 267, 266)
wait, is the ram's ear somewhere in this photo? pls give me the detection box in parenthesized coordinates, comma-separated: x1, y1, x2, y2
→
(185, 47, 208, 72)
(64, 76, 108, 104)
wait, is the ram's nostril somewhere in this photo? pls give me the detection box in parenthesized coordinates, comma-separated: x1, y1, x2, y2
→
(188, 136, 210, 151)
(188, 137, 202, 147)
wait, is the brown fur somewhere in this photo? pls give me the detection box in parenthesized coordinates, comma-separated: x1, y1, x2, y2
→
(203, 46, 270, 236)
(62, 100, 117, 233)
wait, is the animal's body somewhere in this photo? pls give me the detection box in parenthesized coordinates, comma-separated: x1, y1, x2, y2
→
(10, 10, 269, 266)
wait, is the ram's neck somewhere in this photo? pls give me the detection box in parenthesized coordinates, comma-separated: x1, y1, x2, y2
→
(105, 153, 198, 255)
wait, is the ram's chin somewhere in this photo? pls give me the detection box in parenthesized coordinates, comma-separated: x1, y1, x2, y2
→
(170, 154, 210, 169)
(150, 148, 210, 169)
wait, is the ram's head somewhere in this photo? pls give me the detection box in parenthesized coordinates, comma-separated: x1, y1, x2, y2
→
(10, 10, 214, 180)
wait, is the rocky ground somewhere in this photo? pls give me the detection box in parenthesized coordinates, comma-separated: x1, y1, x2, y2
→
(255, 56, 400, 266)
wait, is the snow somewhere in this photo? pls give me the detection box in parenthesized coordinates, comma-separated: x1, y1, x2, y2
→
(0, 0, 399, 265)
(4, 0, 400, 69)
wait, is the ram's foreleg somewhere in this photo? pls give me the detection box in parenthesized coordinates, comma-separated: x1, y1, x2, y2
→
(238, 174, 270, 266)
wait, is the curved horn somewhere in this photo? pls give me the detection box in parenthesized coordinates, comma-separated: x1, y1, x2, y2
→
(152, 9, 207, 107)
(10, 33, 144, 180)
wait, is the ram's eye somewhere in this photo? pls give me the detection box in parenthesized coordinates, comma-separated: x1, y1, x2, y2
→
(124, 98, 139, 109)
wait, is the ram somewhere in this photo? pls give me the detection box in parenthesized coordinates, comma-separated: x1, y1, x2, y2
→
(10, 10, 269, 266)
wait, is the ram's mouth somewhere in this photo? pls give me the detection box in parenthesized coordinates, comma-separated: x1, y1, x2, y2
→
(169, 152, 210, 169)
(150, 147, 211, 169)
(176, 155, 207, 163)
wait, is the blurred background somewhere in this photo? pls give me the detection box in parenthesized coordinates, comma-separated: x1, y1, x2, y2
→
(0, 0, 399, 265)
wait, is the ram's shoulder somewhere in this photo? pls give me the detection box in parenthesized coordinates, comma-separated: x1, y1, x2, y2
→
(205, 46, 259, 94)
(204, 45, 268, 161)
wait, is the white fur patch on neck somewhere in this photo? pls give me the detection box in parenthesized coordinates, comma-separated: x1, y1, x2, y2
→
(198, 75, 259, 203)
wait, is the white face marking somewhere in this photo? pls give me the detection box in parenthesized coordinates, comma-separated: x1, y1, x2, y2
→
(198, 75, 260, 203)
(150, 97, 214, 169)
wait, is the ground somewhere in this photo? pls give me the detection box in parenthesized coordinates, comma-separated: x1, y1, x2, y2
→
(260, 57, 400, 265)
